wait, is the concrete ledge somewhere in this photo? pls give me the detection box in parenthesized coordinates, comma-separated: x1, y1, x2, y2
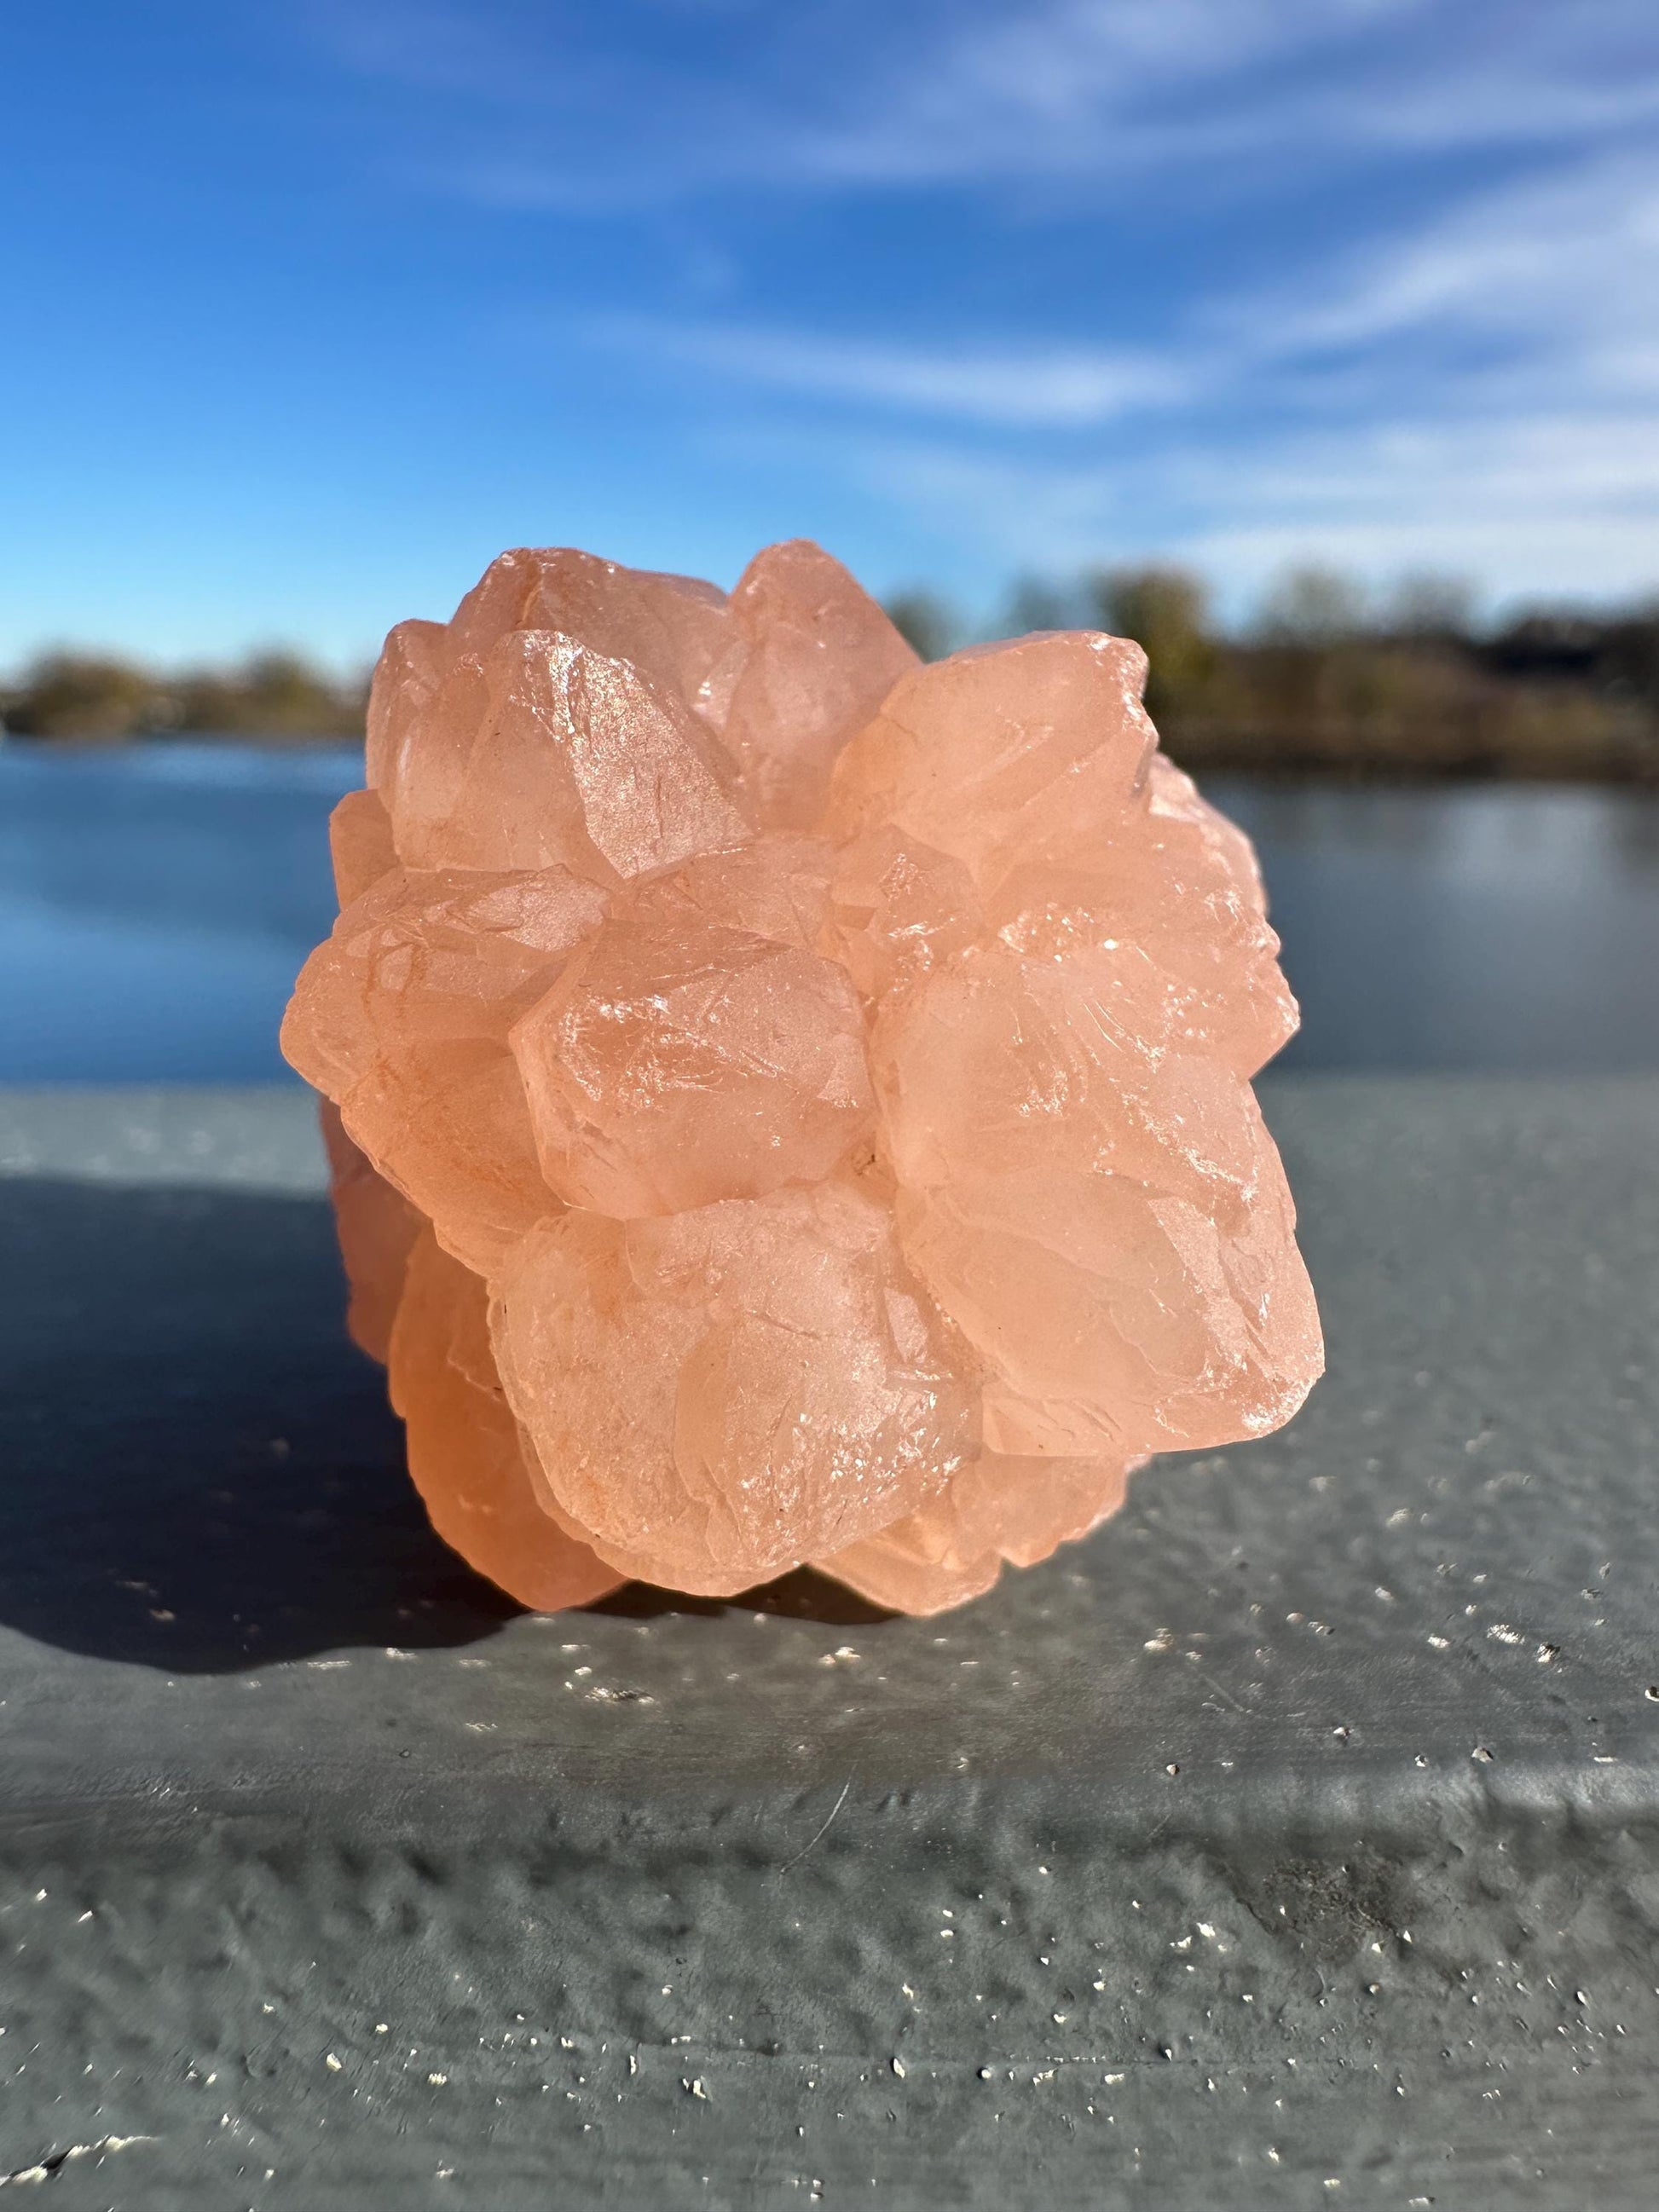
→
(2, 1078, 1656, 2207)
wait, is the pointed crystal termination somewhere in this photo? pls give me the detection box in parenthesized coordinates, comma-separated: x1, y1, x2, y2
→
(283, 540, 1322, 1616)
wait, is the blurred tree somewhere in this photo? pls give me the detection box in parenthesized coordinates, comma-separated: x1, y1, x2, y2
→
(176, 650, 365, 738)
(1087, 565, 1219, 724)
(884, 591, 960, 662)
(1003, 575, 1079, 635)
(9, 577, 1658, 776)
(1599, 601, 1659, 710)
(1384, 570, 1477, 642)
(2, 648, 366, 742)
(1255, 565, 1368, 645)
(0, 652, 164, 740)
(1482, 599, 1659, 735)
(1483, 611, 1602, 682)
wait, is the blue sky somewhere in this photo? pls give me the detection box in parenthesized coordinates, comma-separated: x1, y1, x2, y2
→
(3, 0, 1658, 669)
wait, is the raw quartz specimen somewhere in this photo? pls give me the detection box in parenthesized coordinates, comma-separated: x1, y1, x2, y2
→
(284, 540, 1322, 1615)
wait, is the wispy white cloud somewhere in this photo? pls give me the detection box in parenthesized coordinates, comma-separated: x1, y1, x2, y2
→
(1254, 149, 1659, 368)
(795, 0, 1659, 188)
(667, 140, 1659, 607)
(1317, 2, 1659, 153)
(587, 318, 1192, 426)
(798, 402, 1659, 610)
(1176, 410, 1659, 607)
(307, 1, 1659, 606)
(790, 0, 1434, 185)
(589, 140, 1659, 430)
(316, 0, 1659, 205)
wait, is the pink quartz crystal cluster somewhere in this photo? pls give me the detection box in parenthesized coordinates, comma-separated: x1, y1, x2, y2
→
(282, 540, 1321, 1615)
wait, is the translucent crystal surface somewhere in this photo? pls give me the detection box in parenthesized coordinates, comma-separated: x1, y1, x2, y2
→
(284, 541, 1321, 1614)
(389, 1226, 623, 1612)
(510, 838, 873, 1216)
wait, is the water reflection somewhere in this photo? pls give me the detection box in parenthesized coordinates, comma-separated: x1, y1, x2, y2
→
(3, 744, 1658, 1080)
(1, 743, 357, 1080)
(1211, 776, 1659, 1071)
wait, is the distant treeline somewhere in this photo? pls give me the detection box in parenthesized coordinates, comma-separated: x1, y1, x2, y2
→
(7, 564, 1659, 778)
(0, 650, 367, 742)
(889, 567, 1659, 782)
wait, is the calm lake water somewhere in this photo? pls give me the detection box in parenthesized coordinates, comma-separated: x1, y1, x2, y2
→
(3, 742, 1658, 1080)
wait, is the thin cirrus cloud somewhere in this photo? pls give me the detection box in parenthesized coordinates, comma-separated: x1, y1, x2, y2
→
(789, 0, 1659, 193)
(584, 319, 1194, 430)
(337, 0, 1659, 206)
(633, 136, 1659, 606)
(290, 0, 1659, 613)
(788, 0, 1436, 186)
(1253, 148, 1659, 369)
(10, 0, 1659, 661)
(814, 403, 1659, 609)
(1164, 407, 1659, 606)
(595, 142, 1659, 431)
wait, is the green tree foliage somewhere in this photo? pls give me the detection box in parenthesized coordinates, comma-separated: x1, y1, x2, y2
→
(9, 580, 1659, 777)
(173, 651, 365, 737)
(887, 563, 1659, 781)
(1384, 570, 1477, 643)
(2, 650, 367, 742)
(884, 590, 960, 663)
(1088, 566, 1219, 725)
(1003, 575, 1080, 636)
(2, 652, 164, 741)
(1254, 564, 1368, 645)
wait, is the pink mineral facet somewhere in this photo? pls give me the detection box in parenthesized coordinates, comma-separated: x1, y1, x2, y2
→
(509, 837, 874, 1217)
(491, 1175, 977, 1595)
(388, 1225, 624, 1613)
(316, 1099, 420, 1364)
(284, 540, 1322, 1615)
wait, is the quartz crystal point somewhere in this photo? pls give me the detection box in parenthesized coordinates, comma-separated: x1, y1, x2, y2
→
(283, 541, 1321, 1615)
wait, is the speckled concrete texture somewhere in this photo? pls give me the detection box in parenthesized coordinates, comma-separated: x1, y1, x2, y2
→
(1, 1079, 1656, 2208)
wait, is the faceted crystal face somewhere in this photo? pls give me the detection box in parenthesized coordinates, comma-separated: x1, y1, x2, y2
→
(986, 754, 1297, 1079)
(316, 1098, 420, 1364)
(283, 863, 606, 1273)
(284, 539, 1322, 1614)
(388, 1226, 624, 1613)
(510, 839, 875, 1217)
(823, 826, 985, 1002)
(388, 631, 752, 881)
(822, 1452, 1142, 1617)
(327, 787, 399, 907)
(824, 631, 1157, 895)
(870, 950, 1321, 1456)
(491, 1176, 978, 1595)
(718, 539, 921, 829)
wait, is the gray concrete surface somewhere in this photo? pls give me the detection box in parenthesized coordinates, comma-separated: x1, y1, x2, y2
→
(1, 1078, 1656, 2209)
